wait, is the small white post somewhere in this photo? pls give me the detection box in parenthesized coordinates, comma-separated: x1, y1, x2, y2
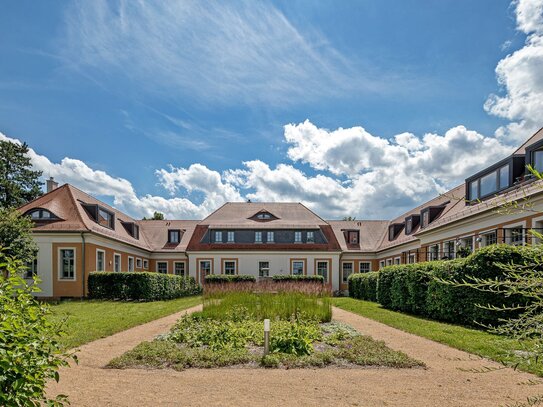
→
(264, 319, 270, 355)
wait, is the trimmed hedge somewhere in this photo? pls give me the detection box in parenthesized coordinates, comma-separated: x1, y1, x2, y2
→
(348, 272, 378, 302)
(272, 275, 325, 283)
(349, 245, 541, 327)
(88, 272, 200, 301)
(204, 274, 256, 283)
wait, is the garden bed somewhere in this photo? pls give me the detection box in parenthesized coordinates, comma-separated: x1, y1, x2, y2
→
(108, 286, 423, 370)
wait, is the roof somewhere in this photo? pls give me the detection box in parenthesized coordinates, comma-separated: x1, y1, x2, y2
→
(138, 220, 199, 252)
(327, 220, 389, 252)
(199, 202, 327, 229)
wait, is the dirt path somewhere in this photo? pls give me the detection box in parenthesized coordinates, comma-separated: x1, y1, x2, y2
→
(47, 306, 543, 406)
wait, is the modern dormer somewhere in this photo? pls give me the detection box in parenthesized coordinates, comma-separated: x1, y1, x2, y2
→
(420, 203, 447, 229)
(465, 156, 525, 203)
(121, 220, 139, 239)
(405, 214, 420, 234)
(80, 202, 115, 229)
(388, 222, 404, 241)
(525, 138, 543, 175)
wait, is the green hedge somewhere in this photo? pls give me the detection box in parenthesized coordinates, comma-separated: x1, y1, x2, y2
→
(348, 272, 379, 301)
(349, 245, 540, 327)
(88, 272, 200, 301)
(204, 274, 256, 283)
(272, 275, 325, 283)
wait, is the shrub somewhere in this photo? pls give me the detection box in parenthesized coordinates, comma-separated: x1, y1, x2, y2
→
(348, 272, 378, 301)
(204, 274, 256, 283)
(272, 275, 325, 283)
(88, 272, 200, 301)
(0, 250, 72, 406)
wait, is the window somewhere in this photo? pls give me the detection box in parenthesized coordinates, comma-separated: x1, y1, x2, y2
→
(157, 261, 168, 274)
(482, 231, 497, 247)
(291, 260, 304, 276)
(394, 257, 401, 265)
(508, 227, 524, 245)
(259, 261, 270, 277)
(227, 231, 235, 243)
(316, 261, 328, 282)
(257, 213, 271, 220)
(480, 171, 497, 197)
(428, 244, 439, 261)
(133, 224, 140, 239)
(379, 260, 385, 269)
(168, 229, 180, 244)
(128, 256, 134, 272)
(223, 260, 236, 275)
(215, 231, 222, 243)
(96, 250, 105, 271)
(143, 259, 149, 270)
(469, 180, 479, 201)
(307, 231, 315, 243)
(59, 249, 75, 280)
(342, 262, 353, 283)
(25, 258, 38, 279)
(443, 241, 455, 259)
(255, 231, 262, 243)
(535, 150, 543, 173)
(136, 258, 142, 269)
(469, 164, 511, 201)
(408, 253, 416, 264)
(28, 209, 55, 220)
(267, 231, 274, 243)
(460, 236, 474, 251)
(499, 165, 509, 189)
(421, 211, 429, 228)
(294, 231, 302, 243)
(98, 208, 114, 229)
(405, 218, 413, 234)
(114, 254, 121, 272)
(174, 262, 185, 276)
(359, 262, 371, 273)
(386, 259, 392, 266)
(348, 231, 359, 244)
(199, 260, 212, 281)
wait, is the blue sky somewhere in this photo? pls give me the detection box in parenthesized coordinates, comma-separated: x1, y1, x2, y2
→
(1, 0, 543, 220)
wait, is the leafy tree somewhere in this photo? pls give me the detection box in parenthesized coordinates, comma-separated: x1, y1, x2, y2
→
(0, 249, 73, 406)
(0, 140, 43, 209)
(343, 216, 356, 221)
(143, 211, 165, 220)
(0, 207, 37, 264)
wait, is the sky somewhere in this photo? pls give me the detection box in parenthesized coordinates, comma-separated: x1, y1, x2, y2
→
(1, 0, 543, 220)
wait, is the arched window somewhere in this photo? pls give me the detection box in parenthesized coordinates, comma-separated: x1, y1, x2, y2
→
(26, 209, 57, 220)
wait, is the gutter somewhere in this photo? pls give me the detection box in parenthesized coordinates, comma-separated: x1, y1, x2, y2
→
(81, 232, 86, 300)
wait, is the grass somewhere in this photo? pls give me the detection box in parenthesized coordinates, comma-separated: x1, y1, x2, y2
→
(47, 296, 201, 349)
(333, 297, 542, 376)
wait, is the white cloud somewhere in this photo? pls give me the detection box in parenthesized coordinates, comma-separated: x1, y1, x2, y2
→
(59, 0, 378, 106)
(485, 0, 543, 142)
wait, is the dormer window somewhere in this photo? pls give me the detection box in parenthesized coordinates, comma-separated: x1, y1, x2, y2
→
(405, 215, 420, 235)
(214, 231, 223, 243)
(466, 159, 514, 202)
(534, 150, 543, 173)
(388, 223, 404, 241)
(121, 221, 139, 239)
(307, 231, 315, 243)
(98, 208, 114, 229)
(227, 231, 235, 243)
(294, 231, 302, 243)
(168, 229, 180, 244)
(421, 210, 429, 228)
(420, 204, 446, 229)
(257, 213, 271, 220)
(27, 208, 57, 220)
(347, 230, 359, 245)
(255, 231, 262, 243)
(250, 210, 278, 222)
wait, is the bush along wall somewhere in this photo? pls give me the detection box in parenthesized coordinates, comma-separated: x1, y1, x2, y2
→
(204, 274, 256, 283)
(88, 272, 201, 301)
(271, 275, 325, 283)
(349, 245, 540, 327)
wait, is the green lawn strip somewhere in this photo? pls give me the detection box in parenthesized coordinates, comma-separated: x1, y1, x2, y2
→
(48, 296, 202, 349)
(332, 298, 541, 376)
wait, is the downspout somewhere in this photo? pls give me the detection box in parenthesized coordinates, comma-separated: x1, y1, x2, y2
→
(81, 232, 86, 300)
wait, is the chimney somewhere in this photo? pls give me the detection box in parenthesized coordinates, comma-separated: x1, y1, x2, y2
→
(46, 177, 59, 193)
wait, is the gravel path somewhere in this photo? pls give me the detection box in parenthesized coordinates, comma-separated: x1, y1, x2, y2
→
(47, 306, 543, 406)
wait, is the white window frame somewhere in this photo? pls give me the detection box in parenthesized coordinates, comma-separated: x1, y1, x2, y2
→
(96, 249, 105, 272)
(174, 261, 186, 276)
(386, 258, 392, 266)
(227, 231, 235, 243)
(478, 229, 497, 247)
(294, 231, 302, 243)
(136, 257, 142, 269)
(259, 261, 270, 277)
(291, 260, 305, 276)
(341, 261, 353, 283)
(307, 231, 315, 243)
(408, 253, 416, 264)
(359, 262, 371, 273)
(128, 256, 134, 272)
(379, 260, 385, 269)
(316, 260, 329, 283)
(255, 231, 262, 243)
(157, 261, 168, 274)
(143, 259, 149, 270)
(267, 231, 274, 243)
(215, 231, 222, 243)
(394, 257, 401, 265)
(223, 260, 237, 275)
(168, 230, 180, 244)
(113, 253, 122, 272)
(58, 247, 76, 281)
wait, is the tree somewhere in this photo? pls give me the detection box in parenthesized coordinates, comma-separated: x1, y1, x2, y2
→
(0, 140, 43, 209)
(0, 207, 37, 263)
(0, 249, 73, 406)
(143, 211, 165, 220)
(343, 216, 356, 221)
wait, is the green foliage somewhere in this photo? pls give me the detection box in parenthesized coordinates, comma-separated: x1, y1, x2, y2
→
(271, 275, 325, 283)
(0, 140, 43, 209)
(348, 272, 379, 301)
(0, 207, 38, 263)
(0, 250, 72, 406)
(87, 272, 200, 301)
(269, 318, 321, 355)
(202, 291, 332, 322)
(142, 211, 165, 220)
(204, 274, 256, 283)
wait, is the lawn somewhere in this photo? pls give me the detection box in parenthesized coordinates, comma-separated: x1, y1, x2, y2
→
(48, 296, 202, 349)
(333, 297, 542, 376)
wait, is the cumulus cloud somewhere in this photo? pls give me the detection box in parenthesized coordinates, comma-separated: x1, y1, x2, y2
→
(485, 0, 543, 142)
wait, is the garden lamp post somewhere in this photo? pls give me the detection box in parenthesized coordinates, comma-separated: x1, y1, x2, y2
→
(264, 319, 270, 355)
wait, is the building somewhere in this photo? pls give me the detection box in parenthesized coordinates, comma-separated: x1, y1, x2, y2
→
(18, 127, 543, 298)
